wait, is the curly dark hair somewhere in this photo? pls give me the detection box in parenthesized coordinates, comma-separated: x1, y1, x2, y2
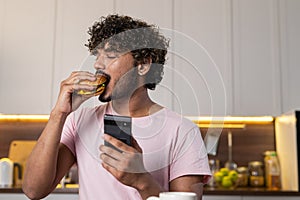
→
(85, 14, 169, 90)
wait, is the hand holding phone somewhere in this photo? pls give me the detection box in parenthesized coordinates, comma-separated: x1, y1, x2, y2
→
(104, 114, 132, 151)
(101, 114, 147, 179)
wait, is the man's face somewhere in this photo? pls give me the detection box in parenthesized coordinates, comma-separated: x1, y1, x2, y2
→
(93, 46, 139, 102)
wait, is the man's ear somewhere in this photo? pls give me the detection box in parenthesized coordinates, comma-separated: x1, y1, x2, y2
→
(137, 58, 152, 76)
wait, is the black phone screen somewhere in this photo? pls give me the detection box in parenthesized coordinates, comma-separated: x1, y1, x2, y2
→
(104, 114, 132, 149)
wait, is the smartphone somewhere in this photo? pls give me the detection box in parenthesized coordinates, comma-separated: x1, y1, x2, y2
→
(104, 114, 132, 150)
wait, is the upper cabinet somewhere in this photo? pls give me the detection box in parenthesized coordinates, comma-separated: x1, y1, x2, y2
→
(231, 0, 282, 116)
(115, 0, 173, 28)
(173, 0, 232, 116)
(279, 0, 300, 113)
(0, 0, 299, 116)
(231, 0, 300, 116)
(0, 0, 55, 114)
(51, 0, 114, 109)
(172, 0, 299, 116)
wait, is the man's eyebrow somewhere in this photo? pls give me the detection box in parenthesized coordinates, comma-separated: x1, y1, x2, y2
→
(91, 49, 98, 56)
(103, 46, 116, 52)
(103, 45, 131, 55)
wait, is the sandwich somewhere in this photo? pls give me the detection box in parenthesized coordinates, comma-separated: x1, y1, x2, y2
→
(76, 71, 109, 96)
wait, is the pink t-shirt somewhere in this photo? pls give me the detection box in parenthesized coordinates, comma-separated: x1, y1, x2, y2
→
(61, 103, 211, 200)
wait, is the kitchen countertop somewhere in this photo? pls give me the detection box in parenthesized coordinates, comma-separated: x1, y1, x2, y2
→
(204, 187, 300, 196)
(1, 186, 300, 196)
(0, 186, 78, 194)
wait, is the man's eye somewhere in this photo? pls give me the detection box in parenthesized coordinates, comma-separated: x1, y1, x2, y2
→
(106, 54, 117, 59)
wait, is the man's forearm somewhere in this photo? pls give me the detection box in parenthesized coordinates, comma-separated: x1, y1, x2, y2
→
(22, 110, 68, 199)
(135, 173, 164, 200)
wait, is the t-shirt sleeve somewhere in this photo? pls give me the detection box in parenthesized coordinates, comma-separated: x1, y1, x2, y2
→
(170, 125, 212, 184)
(60, 112, 76, 156)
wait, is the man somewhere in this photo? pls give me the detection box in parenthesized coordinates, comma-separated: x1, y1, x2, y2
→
(23, 14, 211, 200)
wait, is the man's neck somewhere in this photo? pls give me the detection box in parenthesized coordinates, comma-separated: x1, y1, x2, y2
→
(110, 87, 162, 117)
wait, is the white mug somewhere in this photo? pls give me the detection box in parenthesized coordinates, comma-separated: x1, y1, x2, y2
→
(147, 192, 197, 200)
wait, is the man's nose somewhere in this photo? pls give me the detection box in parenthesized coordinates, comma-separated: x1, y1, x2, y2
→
(94, 55, 105, 70)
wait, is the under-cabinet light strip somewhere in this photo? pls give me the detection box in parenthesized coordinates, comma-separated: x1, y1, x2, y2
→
(0, 114, 49, 122)
(0, 114, 273, 124)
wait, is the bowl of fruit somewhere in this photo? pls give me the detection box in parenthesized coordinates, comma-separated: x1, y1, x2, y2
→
(213, 168, 238, 189)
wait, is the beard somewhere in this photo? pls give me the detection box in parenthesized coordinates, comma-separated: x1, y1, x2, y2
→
(98, 92, 111, 102)
(98, 67, 139, 103)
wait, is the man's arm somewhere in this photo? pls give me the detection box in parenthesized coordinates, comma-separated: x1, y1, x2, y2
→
(170, 175, 204, 200)
(22, 111, 75, 199)
(23, 71, 96, 199)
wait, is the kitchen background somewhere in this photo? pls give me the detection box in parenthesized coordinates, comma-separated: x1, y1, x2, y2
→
(1, 1, 300, 199)
(0, 0, 299, 116)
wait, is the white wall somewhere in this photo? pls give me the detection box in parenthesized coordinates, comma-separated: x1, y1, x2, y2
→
(0, 0, 299, 116)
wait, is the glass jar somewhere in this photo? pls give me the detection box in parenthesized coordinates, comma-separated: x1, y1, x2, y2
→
(248, 161, 264, 187)
(236, 167, 249, 187)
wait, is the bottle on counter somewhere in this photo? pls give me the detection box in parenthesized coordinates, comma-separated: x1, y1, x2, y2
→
(207, 159, 220, 187)
(264, 151, 281, 190)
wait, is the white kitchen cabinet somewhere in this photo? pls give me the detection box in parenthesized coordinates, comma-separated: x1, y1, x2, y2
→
(0, 0, 55, 114)
(279, 0, 300, 113)
(115, 0, 172, 29)
(1, 0, 300, 115)
(173, 0, 231, 116)
(231, 0, 282, 116)
(51, 0, 114, 109)
(171, 0, 299, 116)
(0, 1, 4, 70)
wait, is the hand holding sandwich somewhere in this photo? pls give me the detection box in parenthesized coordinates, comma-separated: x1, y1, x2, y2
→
(53, 70, 108, 115)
